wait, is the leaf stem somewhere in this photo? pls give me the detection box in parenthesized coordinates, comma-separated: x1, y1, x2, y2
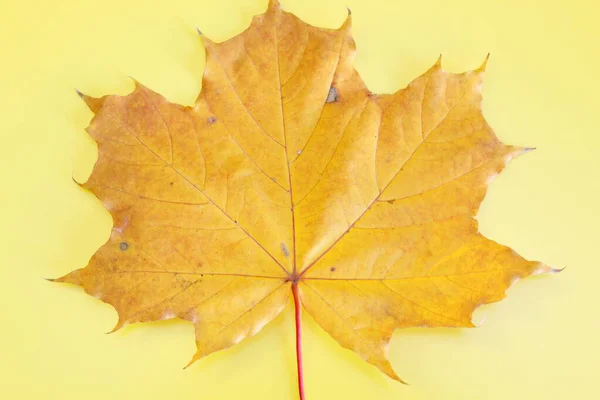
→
(292, 282, 305, 400)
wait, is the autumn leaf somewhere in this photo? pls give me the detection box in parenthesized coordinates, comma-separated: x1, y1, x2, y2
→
(54, 0, 556, 396)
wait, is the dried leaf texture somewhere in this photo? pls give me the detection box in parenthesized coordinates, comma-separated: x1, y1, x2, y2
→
(57, 0, 552, 380)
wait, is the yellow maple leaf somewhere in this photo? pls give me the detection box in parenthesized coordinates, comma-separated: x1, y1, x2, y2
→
(54, 0, 556, 396)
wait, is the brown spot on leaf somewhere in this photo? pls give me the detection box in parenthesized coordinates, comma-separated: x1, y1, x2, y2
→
(326, 87, 338, 103)
(281, 242, 290, 257)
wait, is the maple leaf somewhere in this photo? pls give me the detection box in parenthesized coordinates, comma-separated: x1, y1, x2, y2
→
(54, 0, 556, 396)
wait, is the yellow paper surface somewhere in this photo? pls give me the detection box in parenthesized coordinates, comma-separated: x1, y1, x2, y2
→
(0, 0, 597, 399)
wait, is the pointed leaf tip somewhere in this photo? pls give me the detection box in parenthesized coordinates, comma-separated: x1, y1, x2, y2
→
(518, 147, 537, 156)
(75, 91, 104, 113)
(513, 146, 537, 157)
(394, 373, 409, 385)
(197, 30, 216, 47)
(183, 355, 198, 370)
(128, 76, 140, 85)
(72, 175, 85, 187)
(106, 320, 124, 334)
(340, 12, 352, 31)
(534, 264, 564, 275)
(478, 53, 491, 71)
(388, 370, 409, 385)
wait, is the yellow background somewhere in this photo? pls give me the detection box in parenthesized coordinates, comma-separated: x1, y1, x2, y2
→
(1, 0, 598, 398)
